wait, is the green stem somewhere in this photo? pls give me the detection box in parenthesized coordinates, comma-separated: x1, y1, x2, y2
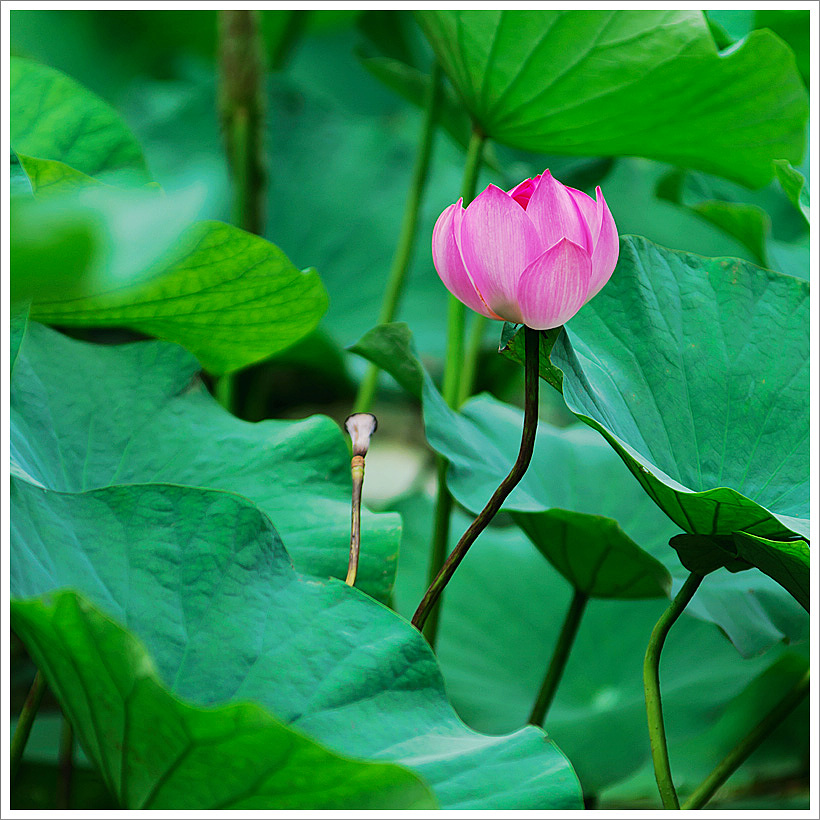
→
(10, 670, 46, 783)
(57, 714, 74, 809)
(681, 668, 810, 810)
(355, 64, 443, 413)
(458, 314, 487, 406)
(529, 589, 588, 726)
(216, 10, 267, 414)
(413, 325, 539, 631)
(644, 572, 704, 810)
(420, 129, 486, 644)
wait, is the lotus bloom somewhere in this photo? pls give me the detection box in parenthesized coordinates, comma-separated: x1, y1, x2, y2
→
(432, 171, 618, 329)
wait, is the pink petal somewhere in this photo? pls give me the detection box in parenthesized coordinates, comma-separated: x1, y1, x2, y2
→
(458, 184, 542, 322)
(516, 238, 592, 330)
(526, 170, 593, 253)
(432, 200, 500, 319)
(507, 175, 541, 210)
(566, 186, 599, 239)
(585, 186, 619, 300)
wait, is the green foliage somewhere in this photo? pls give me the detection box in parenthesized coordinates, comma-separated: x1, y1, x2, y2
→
(774, 160, 810, 223)
(416, 10, 807, 185)
(12, 591, 437, 809)
(504, 237, 809, 553)
(11, 318, 398, 602)
(10, 56, 149, 182)
(390, 493, 806, 798)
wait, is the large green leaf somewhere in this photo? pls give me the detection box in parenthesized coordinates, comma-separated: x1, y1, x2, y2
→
(11, 318, 397, 602)
(774, 160, 810, 223)
(732, 533, 809, 612)
(353, 323, 806, 653)
(12, 589, 436, 810)
(505, 237, 809, 538)
(391, 493, 805, 798)
(11, 477, 582, 810)
(10, 56, 149, 182)
(415, 11, 807, 186)
(24, 209, 328, 374)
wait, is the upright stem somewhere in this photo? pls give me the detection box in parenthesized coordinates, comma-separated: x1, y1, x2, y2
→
(422, 128, 485, 647)
(644, 572, 704, 810)
(10, 670, 46, 783)
(355, 64, 443, 413)
(458, 314, 487, 406)
(345, 455, 365, 586)
(413, 325, 540, 631)
(681, 668, 810, 810)
(57, 715, 74, 809)
(216, 10, 267, 412)
(529, 589, 588, 726)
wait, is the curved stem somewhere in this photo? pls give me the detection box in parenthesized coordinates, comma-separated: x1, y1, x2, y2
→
(10, 670, 46, 783)
(681, 668, 810, 810)
(420, 128, 486, 644)
(644, 572, 704, 809)
(529, 589, 588, 726)
(57, 714, 74, 809)
(413, 325, 540, 631)
(355, 64, 443, 413)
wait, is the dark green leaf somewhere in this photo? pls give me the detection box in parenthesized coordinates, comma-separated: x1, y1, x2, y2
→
(11, 478, 582, 810)
(348, 322, 424, 400)
(11, 320, 398, 602)
(774, 160, 810, 223)
(669, 534, 751, 576)
(10, 56, 149, 182)
(12, 590, 437, 809)
(415, 11, 807, 186)
(732, 533, 809, 612)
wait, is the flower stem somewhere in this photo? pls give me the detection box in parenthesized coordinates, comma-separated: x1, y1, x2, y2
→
(345, 455, 365, 586)
(413, 325, 540, 631)
(529, 589, 588, 726)
(355, 64, 443, 413)
(216, 10, 267, 414)
(458, 314, 487, 406)
(644, 572, 704, 809)
(10, 669, 46, 783)
(681, 668, 810, 810)
(421, 129, 486, 647)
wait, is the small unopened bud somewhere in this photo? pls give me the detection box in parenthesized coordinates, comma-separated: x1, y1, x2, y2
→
(345, 413, 378, 457)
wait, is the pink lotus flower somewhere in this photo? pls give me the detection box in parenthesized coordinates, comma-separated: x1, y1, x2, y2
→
(432, 171, 618, 329)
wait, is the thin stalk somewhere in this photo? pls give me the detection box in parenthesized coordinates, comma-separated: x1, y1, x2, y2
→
(681, 668, 810, 810)
(355, 64, 443, 413)
(57, 715, 74, 809)
(413, 325, 540, 631)
(10, 670, 46, 783)
(458, 313, 487, 406)
(529, 589, 589, 726)
(644, 572, 704, 810)
(345, 455, 365, 586)
(216, 10, 267, 413)
(422, 129, 485, 646)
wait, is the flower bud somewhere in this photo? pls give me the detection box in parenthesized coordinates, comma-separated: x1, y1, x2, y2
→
(345, 413, 378, 457)
(432, 170, 618, 329)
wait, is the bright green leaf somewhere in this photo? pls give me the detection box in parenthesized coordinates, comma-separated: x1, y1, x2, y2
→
(16, 153, 103, 196)
(732, 533, 810, 612)
(28, 217, 328, 375)
(11, 319, 397, 602)
(10, 56, 149, 182)
(774, 160, 810, 223)
(12, 590, 437, 810)
(754, 10, 809, 85)
(11, 477, 582, 810)
(504, 236, 809, 605)
(415, 11, 807, 186)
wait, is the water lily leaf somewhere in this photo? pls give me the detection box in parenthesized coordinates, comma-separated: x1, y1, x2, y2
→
(15, 153, 103, 196)
(11, 319, 398, 602)
(10, 56, 149, 182)
(11, 475, 582, 810)
(504, 236, 809, 606)
(732, 533, 809, 612)
(415, 11, 807, 186)
(11, 589, 436, 810)
(774, 160, 810, 223)
(657, 170, 770, 265)
(669, 533, 751, 576)
(353, 323, 806, 653)
(390, 493, 803, 797)
(27, 211, 328, 375)
(348, 321, 424, 400)
(753, 10, 809, 85)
